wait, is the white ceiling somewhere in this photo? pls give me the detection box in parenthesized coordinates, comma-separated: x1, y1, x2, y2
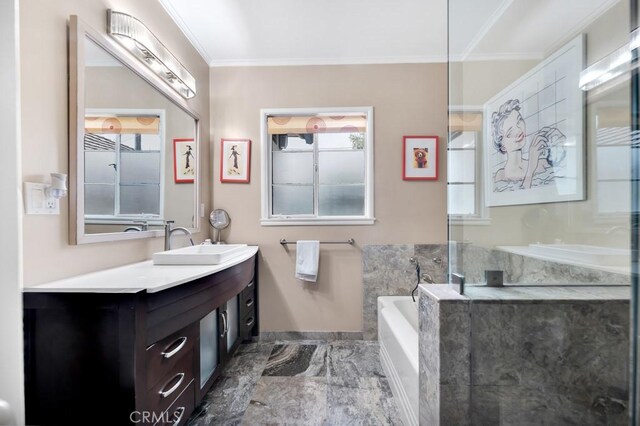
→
(158, 0, 623, 67)
(159, 0, 448, 66)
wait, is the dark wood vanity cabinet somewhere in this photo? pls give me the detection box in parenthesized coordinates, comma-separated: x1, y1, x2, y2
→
(23, 255, 259, 425)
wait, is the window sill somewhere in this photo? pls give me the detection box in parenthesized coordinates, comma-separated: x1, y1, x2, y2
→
(260, 217, 375, 226)
(448, 216, 492, 226)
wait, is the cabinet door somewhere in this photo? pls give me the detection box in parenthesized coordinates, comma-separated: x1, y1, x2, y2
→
(199, 309, 219, 390)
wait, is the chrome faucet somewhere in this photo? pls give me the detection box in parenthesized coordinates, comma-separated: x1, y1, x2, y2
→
(124, 221, 149, 232)
(164, 220, 194, 251)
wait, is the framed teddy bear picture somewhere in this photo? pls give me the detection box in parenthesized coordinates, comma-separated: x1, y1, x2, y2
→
(402, 136, 438, 181)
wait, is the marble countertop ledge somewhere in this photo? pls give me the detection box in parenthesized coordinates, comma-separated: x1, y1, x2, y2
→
(464, 284, 629, 302)
(419, 284, 469, 303)
(23, 246, 259, 294)
(419, 283, 629, 303)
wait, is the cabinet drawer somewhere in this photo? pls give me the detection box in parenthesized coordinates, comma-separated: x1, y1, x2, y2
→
(147, 324, 197, 390)
(147, 351, 194, 416)
(239, 282, 255, 318)
(240, 308, 256, 339)
(153, 380, 195, 426)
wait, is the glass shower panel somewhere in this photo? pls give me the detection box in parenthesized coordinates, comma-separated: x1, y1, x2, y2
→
(448, 0, 633, 288)
(447, 0, 634, 423)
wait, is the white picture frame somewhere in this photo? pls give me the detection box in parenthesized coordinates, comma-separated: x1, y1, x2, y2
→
(483, 35, 585, 207)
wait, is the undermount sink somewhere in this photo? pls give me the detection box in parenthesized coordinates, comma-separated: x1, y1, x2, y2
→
(153, 244, 248, 265)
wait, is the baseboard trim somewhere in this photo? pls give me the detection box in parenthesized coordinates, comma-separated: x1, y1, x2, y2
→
(258, 331, 364, 342)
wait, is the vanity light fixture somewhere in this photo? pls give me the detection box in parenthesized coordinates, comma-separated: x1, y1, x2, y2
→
(579, 27, 640, 91)
(107, 10, 196, 99)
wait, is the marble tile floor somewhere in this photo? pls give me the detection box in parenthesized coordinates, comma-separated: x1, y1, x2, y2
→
(187, 340, 403, 426)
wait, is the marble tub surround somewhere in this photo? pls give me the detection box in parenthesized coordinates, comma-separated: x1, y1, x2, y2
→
(418, 285, 471, 426)
(464, 284, 630, 301)
(363, 244, 448, 340)
(188, 340, 402, 425)
(418, 284, 630, 426)
(455, 243, 629, 285)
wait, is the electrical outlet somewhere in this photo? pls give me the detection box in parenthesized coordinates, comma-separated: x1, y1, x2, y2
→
(24, 182, 60, 215)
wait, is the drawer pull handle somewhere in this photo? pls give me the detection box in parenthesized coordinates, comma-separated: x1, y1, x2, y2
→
(245, 298, 254, 308)
(171, 406, 186, 425)
(246, 317, 255, 327)
(159, 373, 185, 398)
(221, 312, 228, 338)
(161, 337, 188, 359)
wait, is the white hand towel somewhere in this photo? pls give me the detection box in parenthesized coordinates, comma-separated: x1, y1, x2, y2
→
(295, 240, 320, 282)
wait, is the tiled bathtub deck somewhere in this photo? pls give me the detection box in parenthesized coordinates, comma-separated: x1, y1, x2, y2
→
(187, 340, 402, 426)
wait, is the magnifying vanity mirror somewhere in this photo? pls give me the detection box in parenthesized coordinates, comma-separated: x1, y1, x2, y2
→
(69, 16, 200, 244)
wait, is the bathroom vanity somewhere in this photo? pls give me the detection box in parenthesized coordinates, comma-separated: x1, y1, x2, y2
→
(23, 247, 259, 425)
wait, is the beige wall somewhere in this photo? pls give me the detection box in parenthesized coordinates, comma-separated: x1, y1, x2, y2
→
(210, 64, 448, 332)
(21, 0, 210, 286)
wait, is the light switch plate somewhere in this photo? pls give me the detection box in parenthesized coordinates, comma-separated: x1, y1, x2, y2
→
(24, 182, 59, 215)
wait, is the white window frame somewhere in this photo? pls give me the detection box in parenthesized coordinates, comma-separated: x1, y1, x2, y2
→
(448, 107, 490, 226)
(84, 108, 166, 224)
(260, 107, 375, 226)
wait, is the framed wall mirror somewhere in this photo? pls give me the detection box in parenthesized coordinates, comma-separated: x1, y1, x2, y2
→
(69, 15, 200, 244)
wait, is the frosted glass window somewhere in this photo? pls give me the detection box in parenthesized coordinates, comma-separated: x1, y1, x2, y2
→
(85, 152, 116, 184)
(272, 152, 314, 184)
(85, 184, 115, 215)
(448, 184, 475, 215)
(319, 151, 365, 184)
(447, 128, 484, 218)
(199, 309, 219, 388)
(273, 185, 314, 215)
(598, 181, 630, 214)
(120, 152, 161, 184)
(449, 132, 476, 149)
(264, 109, 372, 222)
(597, 146, 630, 181)
(448, 151, 475, 183)
(319, 185, 365, 216)
(84, 126, 164, 219)
(120, 185, 160, 215)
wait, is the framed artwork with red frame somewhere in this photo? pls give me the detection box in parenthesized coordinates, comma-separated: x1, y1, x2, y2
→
(220, 138, 251, 183)
(402, 136, 438, 181)
(173, 138, 196, 183)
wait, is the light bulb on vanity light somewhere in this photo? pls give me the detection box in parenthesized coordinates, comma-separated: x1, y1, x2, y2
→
(47, 173, 67, 199)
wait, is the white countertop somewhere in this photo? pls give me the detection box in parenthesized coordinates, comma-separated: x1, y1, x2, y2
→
(23, 246, 259, 294)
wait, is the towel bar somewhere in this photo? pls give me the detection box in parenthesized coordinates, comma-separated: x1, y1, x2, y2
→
(279, 238, 355, 245)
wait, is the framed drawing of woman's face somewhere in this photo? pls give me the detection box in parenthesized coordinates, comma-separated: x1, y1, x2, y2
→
(220, 138, 251, 183)
(484, 35, 585, 207)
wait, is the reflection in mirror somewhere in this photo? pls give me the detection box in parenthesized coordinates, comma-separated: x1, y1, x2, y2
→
(77, 33, 198, 239)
